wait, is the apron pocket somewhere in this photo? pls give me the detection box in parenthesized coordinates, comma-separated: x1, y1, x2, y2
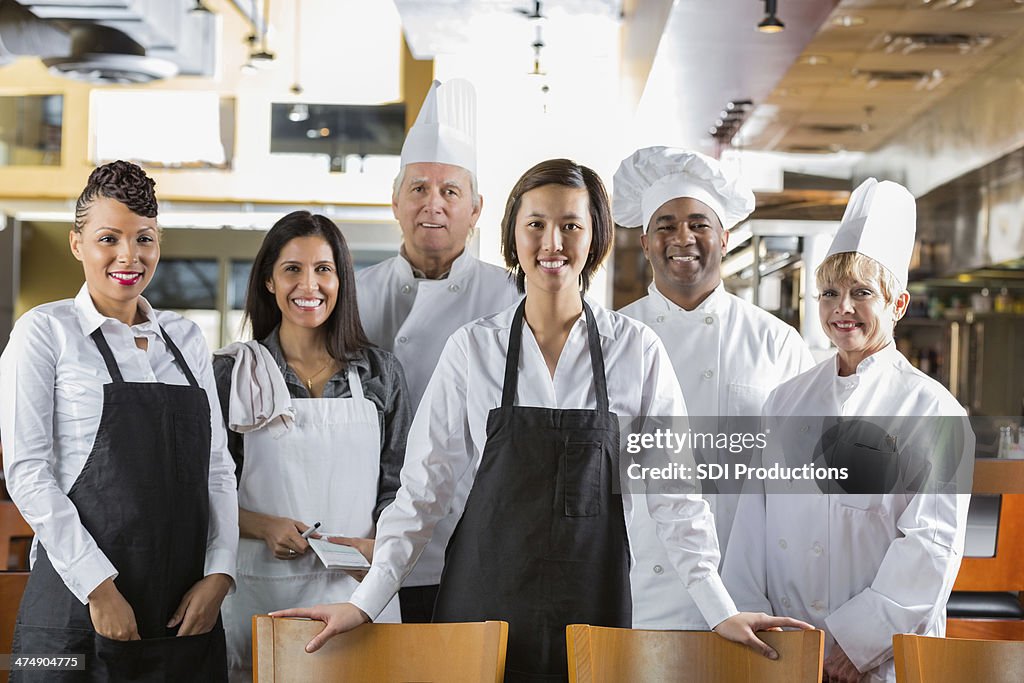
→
(9, 624, 92, 682)
(563, 441, 602, 517)
(94, 628, 227, 682)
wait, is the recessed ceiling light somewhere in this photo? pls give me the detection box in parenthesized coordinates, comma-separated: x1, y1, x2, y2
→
(831, 15, 866, 27)
(799, 54, 831, 66)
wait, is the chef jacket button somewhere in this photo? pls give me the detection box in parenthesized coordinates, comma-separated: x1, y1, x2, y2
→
(778, 539, 787, 550)
(704, 316, 714, 325)
(812, 542, 823, 556)
(398, 336, 408, 344)
(781, 597, 792, 609)
(800, 425, 809, 433)
(812, 600, 825, 612)
(703, 369, 714, 379)
(401, 284, 412, 294)
(656, 315, 665, 323)
(653, 564, 664, 575)
(448, 283, 460, 292)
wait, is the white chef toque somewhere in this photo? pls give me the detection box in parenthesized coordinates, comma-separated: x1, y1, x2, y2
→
(400, 78, 477, 176)
(612, 147, 755, 232)
(825, 178, 916, 290)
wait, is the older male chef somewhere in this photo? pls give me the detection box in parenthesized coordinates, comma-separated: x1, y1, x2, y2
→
(356, 79, 520, 622)
(614, 147, 813, 630)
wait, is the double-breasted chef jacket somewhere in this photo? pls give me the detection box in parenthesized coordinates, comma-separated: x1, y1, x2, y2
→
(620, 282, 813, 629)
(349, 299, 738, 632)
(355, 248, 521, 588)
(722, 343, 972, 683)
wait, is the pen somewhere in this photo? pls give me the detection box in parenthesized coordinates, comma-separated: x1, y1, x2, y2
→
(300, 522, 321, 540)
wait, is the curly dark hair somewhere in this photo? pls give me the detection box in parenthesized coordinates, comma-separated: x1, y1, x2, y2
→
(73, 160, 158, 233)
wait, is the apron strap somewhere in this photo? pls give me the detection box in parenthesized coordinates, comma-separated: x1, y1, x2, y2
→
(500, 297, 610, 413)
(159, 326, 201, 389)
(89, 328, 124, 384)
(582, 301, 610, 414)
(346, 365, 364, 401)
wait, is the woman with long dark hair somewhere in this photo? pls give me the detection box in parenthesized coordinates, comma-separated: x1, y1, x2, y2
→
(273, 161, 807, 682)
(213, 210, 409, 682)
(1, 160, 237, 681)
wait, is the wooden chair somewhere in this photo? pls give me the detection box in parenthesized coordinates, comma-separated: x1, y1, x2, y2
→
(252, 616, 508, 683)
(0, 572, 30, 683)
(0, 502, 33, 571)
(893, 634, 1024, 683)
(947, 459, 1024, 639)
(566, 625, 823, 683)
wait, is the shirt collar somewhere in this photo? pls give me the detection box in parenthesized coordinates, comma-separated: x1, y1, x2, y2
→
(260, 326, 369, 385)
(398, 246, 475, 281)
(493, 296, 615, 340)
(74, 283, 158, 336)
(648, 281, 726, 315)
(833, 340, 901, 378)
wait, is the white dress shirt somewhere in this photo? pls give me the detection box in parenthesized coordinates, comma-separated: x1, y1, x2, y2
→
(355, 249, 521, 587)
(722, 343, 971, 683)
(350, 299, 738, 630)
(0, 285, 238, 604)
(620, 282, 813, 628)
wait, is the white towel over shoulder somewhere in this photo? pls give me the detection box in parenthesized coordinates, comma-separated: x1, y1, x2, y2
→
(214, 340, 294, 437)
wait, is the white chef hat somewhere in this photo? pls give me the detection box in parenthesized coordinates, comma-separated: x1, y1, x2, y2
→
(825, 178, 916, 290)
(400, 78, 477, 177)
(612, 147, 755, 232)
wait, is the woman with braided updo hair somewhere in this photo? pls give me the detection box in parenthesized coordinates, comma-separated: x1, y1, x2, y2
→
(0, 160, 237, 681)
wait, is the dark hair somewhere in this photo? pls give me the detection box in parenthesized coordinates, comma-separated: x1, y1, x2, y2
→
(245, 210, 371, 362)
(500, 158, 613, 294)
(74, 160, 158, 232)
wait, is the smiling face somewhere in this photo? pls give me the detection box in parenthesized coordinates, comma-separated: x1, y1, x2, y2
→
(818, 277, 909, 372)
(392, 162, 481, 271)
(266, 235, 339, 333)
(640, 196, 728, 310)
(69, 195, 160, 320)
(514, 184, 593, 298)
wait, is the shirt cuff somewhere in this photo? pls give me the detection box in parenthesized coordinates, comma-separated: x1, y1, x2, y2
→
(204, 547, 237, 596)
(71, 550, 118, 605)
(688, 573, 739, 630)
(349, 567, 400, 621)
(825, 593, 888, 673)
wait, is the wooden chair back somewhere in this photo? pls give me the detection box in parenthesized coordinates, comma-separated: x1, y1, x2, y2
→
(893, 634, 1024, 683)
(0, 572, 30, 683)
(0, 502, 33, 571)
(252, 616, 508, 683)
(566, 625, 823, 683)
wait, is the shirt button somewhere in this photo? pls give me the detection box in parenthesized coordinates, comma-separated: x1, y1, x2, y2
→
(653, 564, 664, 575)
(800, 425, 810, 433)
(703, 369, 714, 379)
(781, 597, 792, 609)
(812, 600, 826, 612)
(778, 539, 787, 550)
(448, 283, 460, 292)
(704, 316, 714, 325)
(398, 336, 408, 344)
(401, 284, 412, 294)
(656, 315, 665, 323)
(812, 542, 823, 556)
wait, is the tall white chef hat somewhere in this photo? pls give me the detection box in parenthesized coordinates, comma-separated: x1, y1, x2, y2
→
(400, 78, 477, 177)
(825, 178, 916, 290)
(612, 147, 755, 232)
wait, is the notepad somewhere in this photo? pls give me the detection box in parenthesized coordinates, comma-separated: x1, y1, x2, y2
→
(307, 537, 371, 570)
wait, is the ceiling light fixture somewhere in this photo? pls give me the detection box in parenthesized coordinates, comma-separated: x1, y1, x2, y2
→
(758, 0, 785, 33)
(190, 0, 213, 15)
(288, 103, 309, 122)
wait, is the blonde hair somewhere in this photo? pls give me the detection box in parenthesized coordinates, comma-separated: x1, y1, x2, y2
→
(815, 252, 902, 304)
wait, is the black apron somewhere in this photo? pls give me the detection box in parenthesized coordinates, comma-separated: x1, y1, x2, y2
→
(10, 326, 227, 683)
(433, 300, 631, 683)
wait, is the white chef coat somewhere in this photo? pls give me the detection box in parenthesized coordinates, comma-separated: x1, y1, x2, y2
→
(722, 343, 971, 683)
(620, 282, 813, 629)
(349, 299, 738, 630)
(355, 248, 521, 587)
(0, 285, 238, 604)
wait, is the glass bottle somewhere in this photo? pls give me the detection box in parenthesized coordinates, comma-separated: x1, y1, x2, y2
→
(997, 425, 1014, 459)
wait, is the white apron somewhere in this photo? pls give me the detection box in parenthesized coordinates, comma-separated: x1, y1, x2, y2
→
(222, 365, 401, 682)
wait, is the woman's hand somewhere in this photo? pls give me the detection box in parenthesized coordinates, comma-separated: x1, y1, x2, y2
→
(239, 508, 316, 560)
(327, 536, 375, 581)
(269, 603, 370, 653)
(88, 578, 140, 641)
(167, 573, 234, 637)
(713, 612, 814, 659)
(823, 643, 863, 683)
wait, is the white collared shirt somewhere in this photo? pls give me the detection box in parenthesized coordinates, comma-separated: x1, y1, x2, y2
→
(0, 285, 238, 604)
(350, 299, 737, 629)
